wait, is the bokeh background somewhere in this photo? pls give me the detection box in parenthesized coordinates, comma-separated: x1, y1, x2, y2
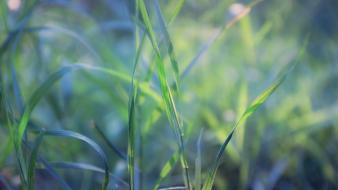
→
(0, 0, 337, 189)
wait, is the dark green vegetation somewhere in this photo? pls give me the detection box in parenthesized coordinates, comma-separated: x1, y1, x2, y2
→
(1, 0, 337, 189)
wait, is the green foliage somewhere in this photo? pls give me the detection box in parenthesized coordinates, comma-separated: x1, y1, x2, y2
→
(0, 0, 337, 190)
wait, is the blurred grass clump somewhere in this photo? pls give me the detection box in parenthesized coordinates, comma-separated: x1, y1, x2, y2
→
(1, 0, 337, 189)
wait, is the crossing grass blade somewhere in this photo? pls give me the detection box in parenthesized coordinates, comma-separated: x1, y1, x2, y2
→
(138, 0, 191, 189)
(12, 63, 159, 189)
(154, 0, 180, 91)
(127, 26, 145, 190)
(49, 161, 129, 188)
(72, 63, 162, 104)
(27, 131, 45, 190)
(201, 37, 309, 190)
(14, 66, 75, 186)
(17, 62, 162, 147)
(93, 123, 127, 160)
(17, 66, 74, 146)
(23, 141, 73, 190)
(168, 0, 185, 24)
(28, 129, 110, 190)
(152, 150, 180, 190)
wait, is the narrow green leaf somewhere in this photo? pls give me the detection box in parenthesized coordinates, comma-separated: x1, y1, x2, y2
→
(17, 66, 74, 146)
(93, 123, 127, 160)
(195, 129, 203, 190)
(49, 161, 129, 188)
(127, 29, 146, 190)
(30, 129, 110, 190)
(168, 0, 185, 24)
(201, 37, 308, 190)
(128, 84, 138, 190)
(152, 150, 180, 190)
(154, 0, 180, 91)
(138, 1, 191, 188)
(27, 131, 45, 190)
(23, 141, 73, 190)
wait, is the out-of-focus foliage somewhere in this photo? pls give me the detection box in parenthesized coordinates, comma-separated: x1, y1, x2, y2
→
(0, 0, 337, 189)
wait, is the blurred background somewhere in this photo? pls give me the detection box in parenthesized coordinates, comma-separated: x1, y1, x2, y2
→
(0, 0, 337, 189)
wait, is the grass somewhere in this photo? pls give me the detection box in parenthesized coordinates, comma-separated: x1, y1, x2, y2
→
(1, 0, 337, 190)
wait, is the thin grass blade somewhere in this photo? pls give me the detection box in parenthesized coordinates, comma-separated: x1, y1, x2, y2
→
(138, 0, 191, 188)
(27, 131, 45, 190)
(201, 38, 309, 190)
(30, 129, 110, 190)
(93, 123, 127, 160)
(49, 161, 129, 188)
(23, 141, 73, 190)
(154, 0, 180, 91)
(152, 150, 180, 190)
(168, 0, 185, 24)
(194, 129, 203, 190)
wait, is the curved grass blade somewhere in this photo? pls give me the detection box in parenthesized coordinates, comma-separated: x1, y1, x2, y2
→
(152, 150, 180, 190)
(13, 63, 157, 187)
(30, 129, 110, 190)
(93, 123, 127, 160)
(23, 141, 73, 190)
(27, 131, 45, 190)
(201, 38, 309, 190)
(8, 23, 107, 71)
(138, 0, 191, 188)
(15, 66, 75, 186)
(17, 66, 74, 146)
(12, 63, 160, 182)
(17, 63, 162, 147)
(72, 63, 162, 104)
(49, 161, 129, 188)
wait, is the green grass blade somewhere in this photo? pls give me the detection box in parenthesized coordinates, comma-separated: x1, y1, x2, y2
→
(49, 161, 129, 188)
(27, 131, 45, 190)
(17, 66, 74, 146)
(127, 28, 146, 190)
(138, 1, 191, 188)
(195, 129, 203, 190)
(93, 123, 127, 160)
(154, 0, 180, 91)
(201, 38, 308, 190)
(23, 141, 73, 190)
(128, 83, 138, 190)
(15, 66, 74, 186)
(31, 129, 110, 190)
(73, 63, 162, 104)
(152, 150, 180, 190)
(168, 0, 185, 24)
